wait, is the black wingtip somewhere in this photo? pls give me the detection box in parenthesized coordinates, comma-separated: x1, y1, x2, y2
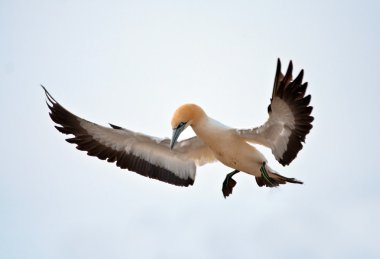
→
(273, 58, 283, 97)
(40, 85, 57, 104)
(109, 123, 123, 130)
(280, 60, 293, 87)
(276, 58, 282, 73)
(286, 60, 293, 76)
(293, 69, 304, 85)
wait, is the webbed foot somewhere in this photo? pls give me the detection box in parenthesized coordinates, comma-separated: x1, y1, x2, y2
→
(222, 170, 240, 198)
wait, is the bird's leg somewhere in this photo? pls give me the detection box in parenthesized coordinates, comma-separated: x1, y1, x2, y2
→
(222, 169, 240, 198)
(260, 162, 274, 187)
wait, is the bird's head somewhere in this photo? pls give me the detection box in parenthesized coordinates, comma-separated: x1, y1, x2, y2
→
(170, 103, 206, 149)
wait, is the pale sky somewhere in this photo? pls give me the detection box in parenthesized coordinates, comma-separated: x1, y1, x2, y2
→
(1, 0, 379, 258)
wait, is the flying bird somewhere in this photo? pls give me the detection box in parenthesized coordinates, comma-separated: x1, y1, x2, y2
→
(42, 59, 313, 198)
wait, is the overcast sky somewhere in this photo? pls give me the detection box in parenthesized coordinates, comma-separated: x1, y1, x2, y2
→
(1, 0, 380, 258)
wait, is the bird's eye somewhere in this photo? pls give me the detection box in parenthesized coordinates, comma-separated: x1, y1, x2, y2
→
(177, 122, 186, 129)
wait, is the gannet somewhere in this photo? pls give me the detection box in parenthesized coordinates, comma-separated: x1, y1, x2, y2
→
(42, 59, 313, 198)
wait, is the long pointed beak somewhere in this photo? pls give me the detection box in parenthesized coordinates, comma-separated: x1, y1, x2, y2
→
(170, 126, 184, 149)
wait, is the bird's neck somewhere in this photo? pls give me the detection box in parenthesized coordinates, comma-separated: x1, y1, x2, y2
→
(191, 116, 230, 140)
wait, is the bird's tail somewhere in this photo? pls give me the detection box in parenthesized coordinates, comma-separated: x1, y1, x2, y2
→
(255, 166, 303, 187)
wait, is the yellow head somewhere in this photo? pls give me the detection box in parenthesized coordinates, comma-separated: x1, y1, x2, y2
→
(170, 103, 206, 149)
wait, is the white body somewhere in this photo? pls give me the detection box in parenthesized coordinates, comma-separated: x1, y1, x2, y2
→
(191, 117, 266, 177)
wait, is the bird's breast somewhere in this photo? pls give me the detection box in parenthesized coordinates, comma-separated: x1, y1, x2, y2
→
(193, 119, 257, 169)
(197, 130, 245, 168)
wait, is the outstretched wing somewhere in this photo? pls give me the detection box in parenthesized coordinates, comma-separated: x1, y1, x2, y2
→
(42, 86, 216, 187)
(237, 59, 313, 166)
